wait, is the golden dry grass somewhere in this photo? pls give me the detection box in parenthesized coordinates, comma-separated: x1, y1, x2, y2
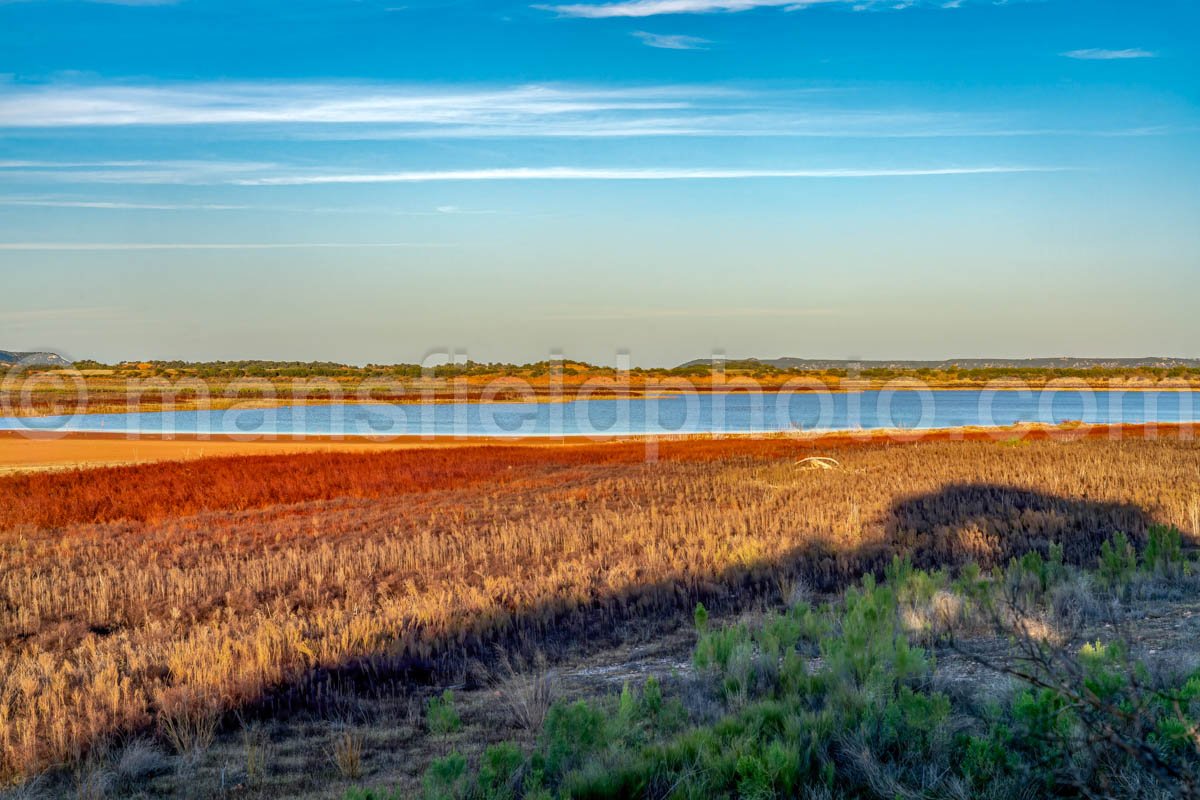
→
(1, 435, 1198, 782)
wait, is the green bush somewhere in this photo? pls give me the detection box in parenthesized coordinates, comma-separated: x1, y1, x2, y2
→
(537, 701, 607, 777)
(1144, 525, 1184, 576)
(344, 789, 403, 800)
(427, 690, 462, 736)
(414, 549, 1200, 799)
(692, 621, 750, 672)
(476, 743, 525, 800)
(423, 752, 468, 800)
(1098, 531, 1137, 591)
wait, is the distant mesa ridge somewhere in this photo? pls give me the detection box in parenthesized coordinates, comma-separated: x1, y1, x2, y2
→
(679, 357, 1200, 370)
(2, 352, 1197, 371)
(0, 350, 71, 366)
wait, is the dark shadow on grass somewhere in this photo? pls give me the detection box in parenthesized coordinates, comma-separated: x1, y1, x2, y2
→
(883, 483, 1156, 571)
(243, 484, 1161, 722)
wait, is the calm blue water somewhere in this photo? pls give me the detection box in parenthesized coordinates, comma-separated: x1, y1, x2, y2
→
(2, 390, 1198, 438)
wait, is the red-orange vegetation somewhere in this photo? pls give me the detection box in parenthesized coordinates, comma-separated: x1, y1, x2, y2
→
(0, 445, 629, 531)
(3, 423, 1185, 531)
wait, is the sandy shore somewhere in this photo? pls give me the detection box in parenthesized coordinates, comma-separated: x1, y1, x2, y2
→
(0, 422, 1194, 475)
(0, 431, 517, 474)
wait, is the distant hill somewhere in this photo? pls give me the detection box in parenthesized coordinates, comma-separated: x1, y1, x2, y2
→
(0, 350, 72, 367)
(679, 357, 1200, 370)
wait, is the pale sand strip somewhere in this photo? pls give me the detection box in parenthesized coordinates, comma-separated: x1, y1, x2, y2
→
(0, 423, 1194, 475)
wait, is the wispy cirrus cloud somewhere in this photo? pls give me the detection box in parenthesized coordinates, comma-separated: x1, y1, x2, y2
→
(0, 160, 164, 168)
(632, 31, 711, 49)
(1062, 48, 1157, 60)
(536, 0, 998, 16)
(0, 0, 177, 5)
(536, 0, 969, 17)
(237, 165, 1064, 186)
(0, 194, 500, 214)
(0, 161, 1067, 186)
(0, 159, 279, 184)
(538, 0, 826, 17)
(0, 83, 712, 128)
(0, 82, 1152, 141)
(0, 197, 248, 210)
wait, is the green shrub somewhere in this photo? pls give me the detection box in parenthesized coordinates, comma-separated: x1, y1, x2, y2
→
(1154, 671, 1200, 754)
(1009, 688, 1073, 774)
(1143, 525, 1184, 576)
(427, 690, 462, 736)
(734, 752, 772, 800)
(692, 622, 750, 672)
(1002, 545, 1069, 606)
(477, 743, 525, 800)
(1077, 639, 1130, 702)
(344, 789, 403, 800)
(820, 574, 932, 695)
(613, 677, 686, 748)
(1098, 532, 1137, 591)
(957, 725, 1018, 788)
(537, 701, 607, 777)
(422, 752, 468, 800)
(867, 685, 951, 755)
(756, 610, 807, 659)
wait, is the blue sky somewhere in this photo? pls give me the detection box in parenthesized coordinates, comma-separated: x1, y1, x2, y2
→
(0, 0, 1197, 365)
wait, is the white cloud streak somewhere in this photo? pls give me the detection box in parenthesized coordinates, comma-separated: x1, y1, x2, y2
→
(538, 0, 1002, 16)
(0, 160, 282, 185)
(632, 31, 712, 49)
(0, 242, 453, 251)
(237, 165, 1063, 186)
(0, 157, 1080, 186)
(0, 83, 712, 127)
(0, 160, 161, 168)
(0, 198, 247, 210)
(0, 1, 179, 5)
(0, 83, 1159, 142)
(1062, 48, 1157, 60)
(539, 0, 830, 18)
(0, 159, 279, 186)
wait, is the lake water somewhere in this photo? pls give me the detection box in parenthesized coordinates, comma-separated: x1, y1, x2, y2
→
(2, 390, 1198, 438)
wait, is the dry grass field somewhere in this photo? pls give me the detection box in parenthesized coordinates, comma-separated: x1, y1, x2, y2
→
(2, 432, 1199, 786)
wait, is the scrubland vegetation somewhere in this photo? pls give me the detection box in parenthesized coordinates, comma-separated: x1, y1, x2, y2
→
(55, 359, 1200, 385)
(393, 533, 1200, 799)
(5, 359, 1199, 417)
(2, 434, 1199, 795)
